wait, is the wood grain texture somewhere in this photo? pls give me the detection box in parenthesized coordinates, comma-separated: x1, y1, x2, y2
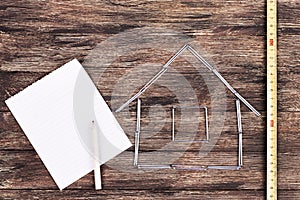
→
(0, 0, 299, 199)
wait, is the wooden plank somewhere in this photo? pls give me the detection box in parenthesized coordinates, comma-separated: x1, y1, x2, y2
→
(0, 69, 265, 112)
(0, 110, 265, 151)
(0, 0, 265, 36)
(0, 150, 264, 190)
(0, 150, 299, 190)
(278, 0, 300, 35)
(0, 35, 266, 73)
(1, 189, 298, 199)
(0, 189, 264, 199)
(1, 110, 298, 152)
(278, 153, 300, 190)
(0, 189, 297, 200)
(0, 0, 266, 73)
(278, 65, 300, 112)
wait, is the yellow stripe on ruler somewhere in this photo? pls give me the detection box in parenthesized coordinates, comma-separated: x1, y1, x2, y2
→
(267, 0, 277, 199)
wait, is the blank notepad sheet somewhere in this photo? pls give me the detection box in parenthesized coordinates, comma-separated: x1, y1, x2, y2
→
(5, 59, 132, 190)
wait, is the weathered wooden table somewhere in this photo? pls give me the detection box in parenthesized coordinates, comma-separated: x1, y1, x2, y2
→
(0, 0, 299, 199)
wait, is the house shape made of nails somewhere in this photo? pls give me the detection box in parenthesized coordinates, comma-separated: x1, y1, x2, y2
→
(116, 44, 261, 170)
